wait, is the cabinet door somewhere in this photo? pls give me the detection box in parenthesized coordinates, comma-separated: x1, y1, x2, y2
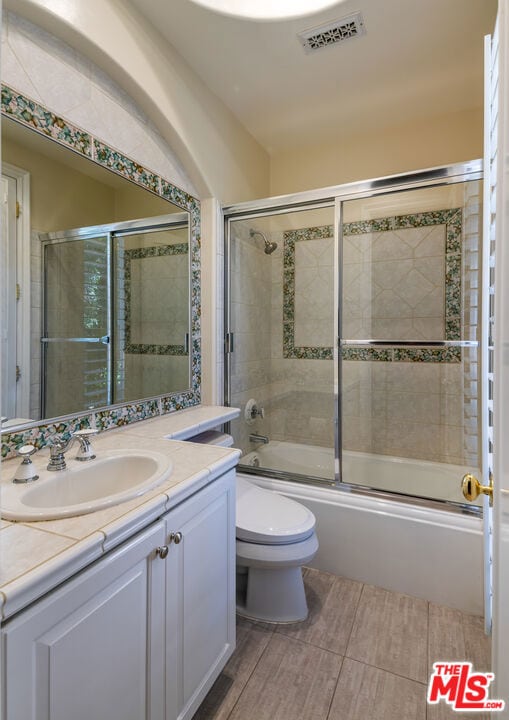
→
(164, 470, 236, 720)
(2, 521, 166, 720)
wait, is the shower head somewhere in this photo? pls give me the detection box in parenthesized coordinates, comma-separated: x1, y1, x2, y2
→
(250, 228, 278, 255)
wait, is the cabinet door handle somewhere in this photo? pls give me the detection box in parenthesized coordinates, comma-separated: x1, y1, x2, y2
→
(169, 532, 183, 545)
(156, 545, 169, 559)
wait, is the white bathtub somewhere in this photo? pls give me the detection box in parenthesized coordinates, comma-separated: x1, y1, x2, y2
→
(239, 442, 484, 615)
(242, 440, 481, 506)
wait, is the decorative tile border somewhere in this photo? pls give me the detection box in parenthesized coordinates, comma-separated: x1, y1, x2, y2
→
(1, 84, 202, 458)
(1, 85, 92, 155)
(283, 209, 462, 364)
(124, 243, 189, 356)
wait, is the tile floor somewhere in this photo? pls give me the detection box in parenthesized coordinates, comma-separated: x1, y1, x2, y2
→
(193, 568, 491, 720)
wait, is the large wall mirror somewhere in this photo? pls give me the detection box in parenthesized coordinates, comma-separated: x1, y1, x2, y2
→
(1, 86, 200, 438)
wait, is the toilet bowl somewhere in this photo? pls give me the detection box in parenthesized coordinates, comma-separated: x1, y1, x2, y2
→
(236, 477, 318, 623)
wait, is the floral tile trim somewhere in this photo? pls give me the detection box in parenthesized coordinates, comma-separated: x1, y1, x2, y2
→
(124, 243, 189, 356)
(282, 209, 463, 364)
(95, 400, 160, 431)
(1, 417, 93, 460)
(1, 85, 202, 459)
(94, 140, 159, 193)
(341, 348, 393, 362)
(1, 85, 91, 155)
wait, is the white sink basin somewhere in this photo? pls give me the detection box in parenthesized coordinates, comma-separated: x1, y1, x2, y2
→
(1, 449, 173, 521)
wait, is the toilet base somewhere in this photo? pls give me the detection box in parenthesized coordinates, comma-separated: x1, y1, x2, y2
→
(236, 565, 308, 623)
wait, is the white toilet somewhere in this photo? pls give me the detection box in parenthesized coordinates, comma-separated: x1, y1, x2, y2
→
(185, 432, 318, 623)
(236, 477, 318, 623)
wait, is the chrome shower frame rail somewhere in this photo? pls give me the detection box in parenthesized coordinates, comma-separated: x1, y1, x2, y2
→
(223, 159, 484, 515)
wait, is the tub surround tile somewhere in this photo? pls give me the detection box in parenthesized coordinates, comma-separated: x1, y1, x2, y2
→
(282, 209, 462, 363)
(227, 633, 343, 720)
(346, 584, 428, 683)
(328, 658, 426, 720)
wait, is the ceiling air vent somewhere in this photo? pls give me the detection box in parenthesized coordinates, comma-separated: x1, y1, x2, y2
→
(298, 11, 366, 54)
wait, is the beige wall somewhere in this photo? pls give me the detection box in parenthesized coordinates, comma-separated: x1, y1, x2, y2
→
(270, 107, 483, 196)
(2, 136, 115, 232)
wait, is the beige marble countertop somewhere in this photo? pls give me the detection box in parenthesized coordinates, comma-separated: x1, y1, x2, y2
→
(0, 406, 240, 620)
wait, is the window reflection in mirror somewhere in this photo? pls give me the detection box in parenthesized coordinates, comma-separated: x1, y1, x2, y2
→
(1, 116, 192, 427)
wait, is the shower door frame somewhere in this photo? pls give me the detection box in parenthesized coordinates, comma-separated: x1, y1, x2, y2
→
(223, 159, 484, 512)
(40, 212, 190, 416)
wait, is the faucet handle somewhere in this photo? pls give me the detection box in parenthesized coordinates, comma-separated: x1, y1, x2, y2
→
(17, 444, 37, 459)
(13, 444, 39, 483)
(73, 428, 98, 461)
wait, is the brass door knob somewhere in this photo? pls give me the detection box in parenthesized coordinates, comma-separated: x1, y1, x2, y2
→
(462, 473, 493, 505)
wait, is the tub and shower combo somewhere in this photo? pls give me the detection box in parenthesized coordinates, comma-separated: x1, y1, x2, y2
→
(223, 161, 487, 617)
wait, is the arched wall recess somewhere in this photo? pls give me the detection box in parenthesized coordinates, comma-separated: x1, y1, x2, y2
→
(4, 0, 270, 203)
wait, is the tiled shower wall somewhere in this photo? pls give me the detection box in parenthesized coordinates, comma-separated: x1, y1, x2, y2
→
(230, 188, 481, 470)
(229, 227, 275, 452)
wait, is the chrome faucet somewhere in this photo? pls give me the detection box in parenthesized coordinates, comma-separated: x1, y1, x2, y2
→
(249, 433, 269, 444)
(47, 429, 99, 471)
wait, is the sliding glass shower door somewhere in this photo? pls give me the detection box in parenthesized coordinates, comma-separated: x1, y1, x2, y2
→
(41, 214, 190, 418)
(42, 234, 110, 417)
(339, 180, 483, 505)
(224, 161, 484, 509)
(225, 204, 336, 484)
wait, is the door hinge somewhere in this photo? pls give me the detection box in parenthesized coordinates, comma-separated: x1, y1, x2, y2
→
(16, 283, 21, 301)
(15, 200, 20, 218)
(16, 365, 21, 382)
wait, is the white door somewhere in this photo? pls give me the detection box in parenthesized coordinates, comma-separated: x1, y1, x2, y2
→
(0, 174, 18, 419)
(491, 0, 509, 710)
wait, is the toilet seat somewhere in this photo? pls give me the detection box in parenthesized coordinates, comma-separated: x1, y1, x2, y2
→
(236, 532, 319, 568)
(236, 477, 315, 545)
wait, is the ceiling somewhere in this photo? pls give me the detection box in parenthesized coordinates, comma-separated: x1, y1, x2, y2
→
(129, 0, 497, 155)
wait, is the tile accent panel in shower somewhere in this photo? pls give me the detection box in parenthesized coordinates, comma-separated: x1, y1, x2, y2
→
(283, 209, 462, 362)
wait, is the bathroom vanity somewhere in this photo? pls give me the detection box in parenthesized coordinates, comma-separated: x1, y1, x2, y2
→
(0, 406, 240, 720)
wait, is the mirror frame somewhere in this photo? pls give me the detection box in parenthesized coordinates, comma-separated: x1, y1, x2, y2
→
(1, 84, 201, 458)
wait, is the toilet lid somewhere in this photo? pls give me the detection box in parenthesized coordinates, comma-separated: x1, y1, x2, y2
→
(236, 477, 316, 545)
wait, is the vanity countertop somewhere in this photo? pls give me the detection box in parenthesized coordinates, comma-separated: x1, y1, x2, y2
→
(0, 405, 240, 621)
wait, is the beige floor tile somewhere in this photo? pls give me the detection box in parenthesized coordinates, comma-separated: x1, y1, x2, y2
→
(427, 702, 491, 720)
(192, 617, 274, 720)
(228, 633, 342, 720)
(328, 658, 426, 720)
(276, 568, 363, 655)
(428, 603, 491, 673)
(426, 604, 492, 720)
(346, 584, 428, 683)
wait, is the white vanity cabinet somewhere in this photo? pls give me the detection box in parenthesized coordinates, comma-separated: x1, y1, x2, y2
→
(2, 520, 167, 720)
(1, 470, 236, 720)
(164, 470, 236, 720)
